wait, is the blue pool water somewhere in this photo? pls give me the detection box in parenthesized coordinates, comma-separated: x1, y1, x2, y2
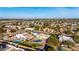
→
(33, 40, 42, 42)
(13, 40, 21, 43)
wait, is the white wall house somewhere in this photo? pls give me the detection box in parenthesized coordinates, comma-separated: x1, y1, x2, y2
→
(58, 35, 74, 43)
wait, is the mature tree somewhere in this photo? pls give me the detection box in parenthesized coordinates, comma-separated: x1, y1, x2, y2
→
(47, 34, 60, 50)
(0, 28, 6, 33)
(11, 29, 16, 33)
(34, 26, 41, 31)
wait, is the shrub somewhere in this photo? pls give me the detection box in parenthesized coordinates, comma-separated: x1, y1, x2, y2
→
(62, 40, 75, 47)
(19, 41, 42, 48)
(31, 43, 42, 48)
(73, 35, 79, 43)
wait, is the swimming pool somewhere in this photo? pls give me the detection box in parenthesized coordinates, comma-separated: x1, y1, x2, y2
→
(33, 40, 42, 42)
(13, 40, 21, 43)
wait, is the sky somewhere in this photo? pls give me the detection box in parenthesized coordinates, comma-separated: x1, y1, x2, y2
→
(0, 7, 79, 19)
